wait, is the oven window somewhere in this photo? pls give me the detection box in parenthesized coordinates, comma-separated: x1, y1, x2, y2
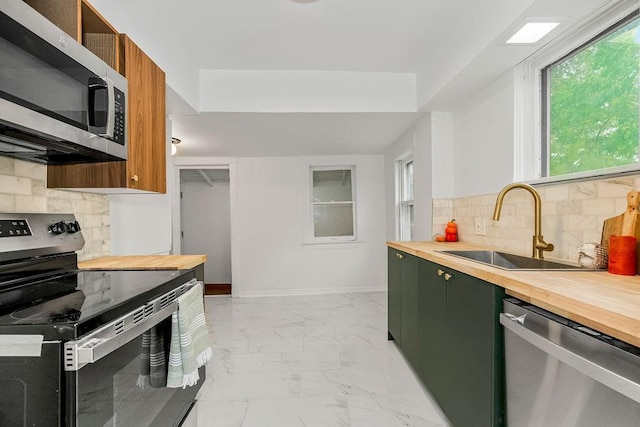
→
(75, 319, 201, 426)
(0, 343, 63, 426)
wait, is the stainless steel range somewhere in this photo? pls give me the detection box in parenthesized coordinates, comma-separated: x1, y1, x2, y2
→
(0, 213, 204, 426)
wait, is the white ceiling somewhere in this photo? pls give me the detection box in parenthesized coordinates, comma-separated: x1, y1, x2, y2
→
(94, 0, 498, 73)
(87, 0, 613, 158)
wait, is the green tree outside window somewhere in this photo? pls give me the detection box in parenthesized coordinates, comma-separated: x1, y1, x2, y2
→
(546, 16, 640, 177)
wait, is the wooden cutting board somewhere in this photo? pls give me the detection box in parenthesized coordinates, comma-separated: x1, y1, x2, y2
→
(601, 191, 640, 246)
(601, 191, 640, 269)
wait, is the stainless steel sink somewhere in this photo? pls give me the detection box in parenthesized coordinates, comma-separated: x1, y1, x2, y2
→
(437, 250, 595, 271)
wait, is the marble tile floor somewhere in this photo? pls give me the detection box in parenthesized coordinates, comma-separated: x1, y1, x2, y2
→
(192, 291, 450, 427)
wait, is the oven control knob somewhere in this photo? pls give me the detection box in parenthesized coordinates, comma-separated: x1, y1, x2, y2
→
(48, 221, 67, 235)
(66, 221, 81, 234)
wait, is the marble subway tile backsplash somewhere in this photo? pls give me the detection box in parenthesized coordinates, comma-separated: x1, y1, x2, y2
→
(0, 158, 109, 261)
(434, 176, 640, 263)
(432, 199, 454, 238)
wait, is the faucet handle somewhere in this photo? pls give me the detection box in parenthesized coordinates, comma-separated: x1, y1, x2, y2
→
(536, 239, 554, 250)
(533, 236, 554, 258)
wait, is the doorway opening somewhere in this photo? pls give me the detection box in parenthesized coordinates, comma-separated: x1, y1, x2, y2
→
(179, 168, 232, 295)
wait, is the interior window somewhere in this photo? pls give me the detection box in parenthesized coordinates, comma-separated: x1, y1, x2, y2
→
(310, 167, 356, 240)
(397, 157, 414, 241)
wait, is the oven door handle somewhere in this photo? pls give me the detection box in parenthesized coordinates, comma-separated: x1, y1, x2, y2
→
(64, 279, 199, 371)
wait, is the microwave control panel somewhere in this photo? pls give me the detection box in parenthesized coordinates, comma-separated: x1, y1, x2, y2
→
(113, 88, 126, 146)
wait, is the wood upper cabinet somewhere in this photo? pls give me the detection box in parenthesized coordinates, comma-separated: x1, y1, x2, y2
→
(40, 26, 167, 191)
(25, 0, 167, 193)
(119, 34, 166, 193)
(24, 0, 122, 72)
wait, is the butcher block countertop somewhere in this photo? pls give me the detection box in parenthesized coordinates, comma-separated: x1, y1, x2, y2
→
(78, 255, 207, 271)
(389, 241, 640, 348)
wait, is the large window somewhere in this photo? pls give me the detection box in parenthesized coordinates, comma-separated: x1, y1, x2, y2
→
(540, 10, 640, 179)
(309, 166, 356, 242)
(397, 157, 414, 241)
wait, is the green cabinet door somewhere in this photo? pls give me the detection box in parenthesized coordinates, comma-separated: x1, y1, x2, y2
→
(417, 260, 448, 407)
(443, 270, 505, 427)
(400, 253, 420, 368)
(388, 251, 505, 427)
(387, 248, 402, 344)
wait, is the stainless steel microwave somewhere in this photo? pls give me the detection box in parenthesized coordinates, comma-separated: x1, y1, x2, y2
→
(0, 0, 127, 164)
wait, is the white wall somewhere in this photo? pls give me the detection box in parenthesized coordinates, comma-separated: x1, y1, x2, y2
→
(109, 194, 172, 254)
(109, 121, 174, 255)
(452, 71, 516, 197)
(199, 70, 417, 112)
(181, 180, 231, 283)
(415, 0, 533, 110)
(383, 114, 433, 241)
(431, 112, 454, 199)
(235, 155, 386, 296)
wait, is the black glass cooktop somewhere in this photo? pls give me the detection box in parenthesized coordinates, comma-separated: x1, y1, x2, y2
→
(0, 269, 196, 340)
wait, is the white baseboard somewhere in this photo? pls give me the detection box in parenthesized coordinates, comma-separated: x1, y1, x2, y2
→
(239, 285, 386, 298)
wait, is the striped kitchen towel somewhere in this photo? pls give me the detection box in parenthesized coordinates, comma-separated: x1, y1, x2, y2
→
(167, 282, 212, 388)
(137, 322, 168, 388)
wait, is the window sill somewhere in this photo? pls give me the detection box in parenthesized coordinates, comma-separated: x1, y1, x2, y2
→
(525, 164, 640, 187)
(302, 239, 366, 250)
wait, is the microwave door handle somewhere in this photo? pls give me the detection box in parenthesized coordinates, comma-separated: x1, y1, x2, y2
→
(87, 77, 115, 139)
(102, 77, 116, 139)
(87, 77, 106, 129)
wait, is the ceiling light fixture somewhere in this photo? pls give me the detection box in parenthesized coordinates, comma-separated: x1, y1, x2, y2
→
(506, 22, 560, 44)
(171, 137, 181, 156)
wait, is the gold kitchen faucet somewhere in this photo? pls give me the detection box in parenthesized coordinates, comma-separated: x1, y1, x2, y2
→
(492, 183, 554, 259)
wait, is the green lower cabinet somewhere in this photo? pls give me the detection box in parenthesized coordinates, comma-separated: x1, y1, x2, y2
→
(387, 248, 403, 345)
(417, 260, 447, 404)
(387, 247, 420, 363)
(400, 253, 420, 367)
(442, 268, 505, 427)
(388, 253, 505, 427)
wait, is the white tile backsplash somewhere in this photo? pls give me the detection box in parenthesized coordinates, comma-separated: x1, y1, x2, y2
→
(0, 195, 15, 212)
(14, 160, 46, 180)
(0, 175, 32, 195)
(0, 158, 110, 261)
(15, 195, 47, 212)
(434, 175, 640, 264)
(0, 158, 15, 177)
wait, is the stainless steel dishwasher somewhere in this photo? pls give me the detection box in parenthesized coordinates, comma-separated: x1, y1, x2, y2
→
(501, 297, 640, 427)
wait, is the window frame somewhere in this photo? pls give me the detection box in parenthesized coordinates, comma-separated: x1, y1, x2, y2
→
(306, 165, 357, 244)
(515, 0, 640, 184)
(396, 153, 414, 241)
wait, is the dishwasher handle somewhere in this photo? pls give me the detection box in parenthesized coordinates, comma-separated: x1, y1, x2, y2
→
(503, 312, 526, 325)
(500, 312, 640, 404)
